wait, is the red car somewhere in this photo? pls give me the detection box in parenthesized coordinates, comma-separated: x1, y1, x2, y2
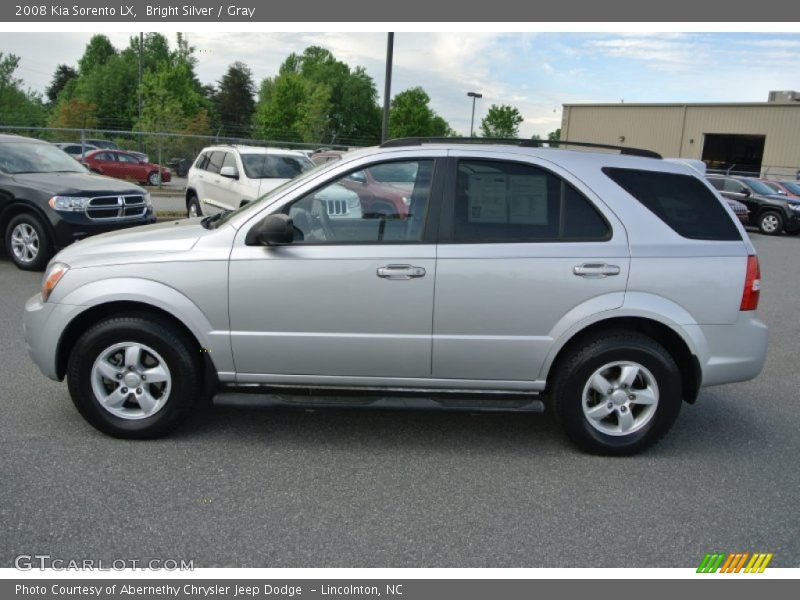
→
(83, 150, 171, 186)
(339, 162, 415, 218)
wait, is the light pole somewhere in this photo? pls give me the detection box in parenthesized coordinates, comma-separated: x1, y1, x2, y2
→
(467, 91, 482, 137)
(381, 33, 394, 144)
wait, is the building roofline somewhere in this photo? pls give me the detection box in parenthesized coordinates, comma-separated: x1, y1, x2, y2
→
(563, 102, 800, 108)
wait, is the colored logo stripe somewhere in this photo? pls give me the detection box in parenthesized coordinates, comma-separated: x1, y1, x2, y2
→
(697, 552, 772, 573)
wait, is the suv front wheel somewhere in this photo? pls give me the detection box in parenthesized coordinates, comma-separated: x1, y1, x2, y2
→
(5, 212, 52, 271)
(551, 331, 682, 455)
(758, 211, 783, 235)
(67, 314, 201, 438)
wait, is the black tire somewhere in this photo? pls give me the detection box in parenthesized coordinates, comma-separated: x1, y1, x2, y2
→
(66, 314, 202, 439)
(187, 194, 202, 218)
(4, 212, 52, 271)
(758, 211, 784, 235)
(147, 171, 161, 186)
(550, 331, 682, 456)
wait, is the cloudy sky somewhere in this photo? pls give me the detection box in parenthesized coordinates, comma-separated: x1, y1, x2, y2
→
(3, 31, 800, 137)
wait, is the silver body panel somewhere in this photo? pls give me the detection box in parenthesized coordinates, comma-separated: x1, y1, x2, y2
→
(23, 144, 767, 397)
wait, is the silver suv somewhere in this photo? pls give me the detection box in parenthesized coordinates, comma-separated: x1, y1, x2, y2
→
(23, 139, 768, 455)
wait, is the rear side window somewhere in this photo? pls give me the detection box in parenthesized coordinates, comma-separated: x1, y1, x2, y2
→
(453, 160, 610, 243)
(604, 167, 741, 241)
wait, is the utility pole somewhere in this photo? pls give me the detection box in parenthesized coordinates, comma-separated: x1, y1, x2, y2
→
(381, 32, 394, 144)
(138, 32, 143, 151)
(468, 92, 482, 137)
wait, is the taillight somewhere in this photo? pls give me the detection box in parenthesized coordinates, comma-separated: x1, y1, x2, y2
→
(740, 255, 761, 311)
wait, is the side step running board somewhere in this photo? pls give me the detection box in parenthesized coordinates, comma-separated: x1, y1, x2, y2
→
(213, 391, 545, 414)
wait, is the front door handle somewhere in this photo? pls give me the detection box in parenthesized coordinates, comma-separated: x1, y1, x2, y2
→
(573, 263, 621, 278)
(377, 264, 426, 280)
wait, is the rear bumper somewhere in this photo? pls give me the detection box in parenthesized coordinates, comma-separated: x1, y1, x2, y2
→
(686, 311, 768, 388)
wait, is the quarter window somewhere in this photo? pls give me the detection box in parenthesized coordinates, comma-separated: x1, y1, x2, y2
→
(453, 160, 609, 243)
(604, 167, 742, 241)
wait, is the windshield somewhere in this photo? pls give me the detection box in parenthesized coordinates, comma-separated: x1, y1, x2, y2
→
(0, 142, 87, 174)
(209, 160, 333, 229)
(743, 178, 777, 195)
(241, 153, 314, 179)
(781, 181, 800, 195)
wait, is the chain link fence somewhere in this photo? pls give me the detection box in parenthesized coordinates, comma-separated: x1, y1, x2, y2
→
(0, 124, 353, 178)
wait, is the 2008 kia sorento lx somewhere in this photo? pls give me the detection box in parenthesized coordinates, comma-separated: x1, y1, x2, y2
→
(23, 139, 768, 455)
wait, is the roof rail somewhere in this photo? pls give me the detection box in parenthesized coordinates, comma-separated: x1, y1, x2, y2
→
(380, 137, 662, 159)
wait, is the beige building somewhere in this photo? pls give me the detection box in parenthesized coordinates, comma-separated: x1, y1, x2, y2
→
(561, 93, 800, 178)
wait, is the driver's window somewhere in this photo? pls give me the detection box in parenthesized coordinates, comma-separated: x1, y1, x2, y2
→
(284, 160, 434, 244)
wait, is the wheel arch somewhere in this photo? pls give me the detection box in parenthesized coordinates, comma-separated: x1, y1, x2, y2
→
(55, 299, 218, 383)
(1, 200, 56, 241)
(542, 313, 702, 404)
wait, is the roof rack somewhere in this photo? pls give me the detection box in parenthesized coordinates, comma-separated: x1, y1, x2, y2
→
(380, 137, 662, 159)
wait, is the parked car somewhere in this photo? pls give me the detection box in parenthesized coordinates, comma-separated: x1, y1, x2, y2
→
(725, 197, 750, 225)
(185, 145, 315, 217)
(83, 150, 171, 186)
(311, 149, 345, 165)
(23, 138, 768, 455)
(54, 142, 98, 160)
(762, 179, 800, 200)
(84, 139, 119, 150)
(707, 174, 800, 235)
(339, 162, 413, 218)
(0, 134, 155, 270)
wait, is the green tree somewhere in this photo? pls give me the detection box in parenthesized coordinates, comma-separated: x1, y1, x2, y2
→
(388, 87, 451, 138)
(48, 98, 99, 129)
(213, 62, 256, 137)
(255, 46, 381, 145)
(77, 35, 116, 75)
(547, 128, 561, 142)
(46, 65, 78, 104)
(480, 104, 524, 138)
(0, 53, 47, 126)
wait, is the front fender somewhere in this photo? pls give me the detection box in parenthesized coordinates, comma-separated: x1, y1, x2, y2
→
(57, 277, 234, 374)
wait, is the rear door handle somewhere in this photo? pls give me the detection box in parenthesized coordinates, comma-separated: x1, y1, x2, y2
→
(377, 264, 426, 280)
(573, 263, 621, 278)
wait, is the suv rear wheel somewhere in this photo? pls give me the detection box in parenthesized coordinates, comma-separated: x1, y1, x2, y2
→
(67, 315, 201, 439)
(187, 194, 202, 218)
(5, 212, 52, 271)
(551, 331, 682, 455)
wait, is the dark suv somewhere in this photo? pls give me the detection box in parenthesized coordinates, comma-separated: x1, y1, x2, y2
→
(0, 135, 156, 270)
(707, 174, 800, 235)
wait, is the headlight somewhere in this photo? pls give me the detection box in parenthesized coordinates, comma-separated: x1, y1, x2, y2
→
(48, 196, 90, 211)
(144, 192, 152, 208)
(41, 262, 69, 302)
(788, 203, 800, 211)
(401, 196, 411, 207)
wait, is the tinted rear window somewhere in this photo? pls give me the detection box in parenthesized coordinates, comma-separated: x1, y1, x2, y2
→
(603, 167, 741, 241)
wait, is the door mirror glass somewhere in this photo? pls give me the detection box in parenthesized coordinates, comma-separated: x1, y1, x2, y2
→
(220, 165, 239, 179)
(245, 214, 294, 246)
(347, 170, 367, 184)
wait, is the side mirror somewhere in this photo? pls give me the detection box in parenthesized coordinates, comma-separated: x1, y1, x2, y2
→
(741, 188, 751, 197)
(245, 214, 294, 246)
(348, 171, 367, 185)
(220, 165, 239, 179)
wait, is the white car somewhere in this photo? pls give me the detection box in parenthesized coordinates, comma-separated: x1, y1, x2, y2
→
(185, 145, 316, 216)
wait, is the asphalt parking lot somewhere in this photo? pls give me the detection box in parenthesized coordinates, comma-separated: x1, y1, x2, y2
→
(1, 232, 799, 568)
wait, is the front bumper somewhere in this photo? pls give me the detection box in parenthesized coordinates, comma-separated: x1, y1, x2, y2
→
(51, 210, 157, 249)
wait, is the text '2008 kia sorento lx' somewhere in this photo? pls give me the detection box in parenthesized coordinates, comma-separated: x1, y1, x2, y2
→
(23, 139, 768, 455)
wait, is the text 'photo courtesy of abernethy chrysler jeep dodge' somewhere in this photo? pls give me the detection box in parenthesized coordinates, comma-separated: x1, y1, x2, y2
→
(22, 138, 768, 455)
